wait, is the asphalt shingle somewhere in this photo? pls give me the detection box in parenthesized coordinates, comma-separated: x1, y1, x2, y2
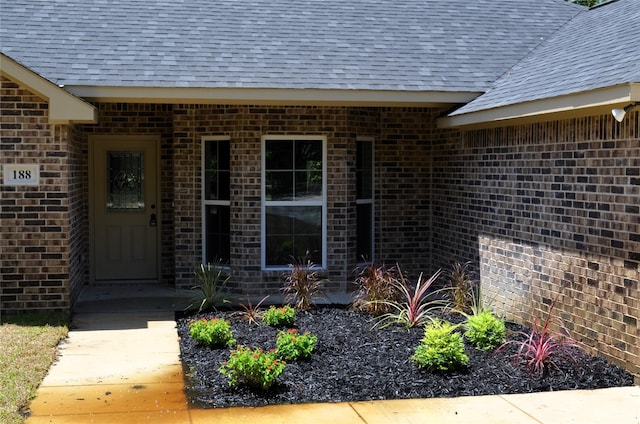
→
(0, 0, 582, 92)
(452, 0, 640, 114)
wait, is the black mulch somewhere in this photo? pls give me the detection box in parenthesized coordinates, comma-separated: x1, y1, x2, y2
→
(176, 307, 634, 408)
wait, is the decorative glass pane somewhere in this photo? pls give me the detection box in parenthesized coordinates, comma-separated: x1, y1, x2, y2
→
(107, 151, 144, 210)
(265, 206, 322, 266)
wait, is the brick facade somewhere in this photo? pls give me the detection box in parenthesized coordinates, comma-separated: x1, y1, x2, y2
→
(2, 74, 638, 378)
(1, 76, 80, 312)
(431, 112, 640, 377)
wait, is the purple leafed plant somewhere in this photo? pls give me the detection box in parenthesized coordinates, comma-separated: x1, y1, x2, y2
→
(497, 297, 583, 376)
(371, 265, 448, 329)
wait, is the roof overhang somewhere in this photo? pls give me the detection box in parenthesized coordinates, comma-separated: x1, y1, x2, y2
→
(0, 54, 97, 124)
(65, 85, 481, 107)
(438, 83, 640, 129)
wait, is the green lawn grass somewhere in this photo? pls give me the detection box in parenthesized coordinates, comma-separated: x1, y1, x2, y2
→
(0, 312, 68, 424)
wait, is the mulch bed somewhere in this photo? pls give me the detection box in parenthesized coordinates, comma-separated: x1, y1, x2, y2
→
(177, 307, 634, 408)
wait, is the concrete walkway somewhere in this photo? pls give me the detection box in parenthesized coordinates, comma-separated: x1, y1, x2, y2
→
(25, 286, 640, 423)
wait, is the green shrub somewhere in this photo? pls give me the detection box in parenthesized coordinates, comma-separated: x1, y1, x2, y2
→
(411, 319, 468, 372)
(464, 310, 506, 351)
(262, 305, 296, 327)
(219, 346, 286, 391)
(188, 317, 235, 347)
(275, 329, 317, 361)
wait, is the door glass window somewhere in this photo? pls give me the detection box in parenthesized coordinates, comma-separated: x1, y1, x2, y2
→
(107, 151, 144, 211)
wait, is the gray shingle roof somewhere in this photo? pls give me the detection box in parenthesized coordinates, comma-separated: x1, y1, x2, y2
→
(452, 0, 640, 115)
(0, 0, 582, 93)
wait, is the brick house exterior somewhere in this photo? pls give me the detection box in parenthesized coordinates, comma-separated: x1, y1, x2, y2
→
(1, 0, 639, 378)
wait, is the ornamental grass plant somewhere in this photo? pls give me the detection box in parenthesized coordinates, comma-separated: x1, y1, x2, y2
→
(370, 266, 449, 329)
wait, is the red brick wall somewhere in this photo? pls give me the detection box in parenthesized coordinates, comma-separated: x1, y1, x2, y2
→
(431, 112, 640, 377)
(170, 105, 436, 293)
(1, 76, 75, 313)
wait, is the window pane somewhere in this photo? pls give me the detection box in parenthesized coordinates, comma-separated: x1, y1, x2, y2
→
(295, 140, 322, 168)
(356, 139, 373, 199)
(294, 170, 322, 200)
(266, 140, 293, 170)
(266, 206, 322, 266)
(205, 140, 230, 200)
(266, 171, 294, 200)
(205, 205, 230, 263)
(356, 203, 373, 261)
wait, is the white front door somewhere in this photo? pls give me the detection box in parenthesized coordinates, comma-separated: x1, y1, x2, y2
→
(90, 136, 159, 282)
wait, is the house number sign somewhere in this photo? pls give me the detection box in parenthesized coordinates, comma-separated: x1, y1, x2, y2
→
(3, 164, 40, 186)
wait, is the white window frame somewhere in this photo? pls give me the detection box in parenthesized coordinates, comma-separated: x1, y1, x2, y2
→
(201, 135, 231, 264)
(261, 135, 327, 270)
(356, 136, 375, 264)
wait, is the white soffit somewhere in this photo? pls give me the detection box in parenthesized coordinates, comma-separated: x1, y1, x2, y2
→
(65, 86, 481, 107)
(439, 84, 640, 129)
(0, 54, 97, 124)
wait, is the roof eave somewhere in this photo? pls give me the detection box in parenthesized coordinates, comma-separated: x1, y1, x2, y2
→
(65, 85, 482, 107)
(438, 83, 640, 129)
(0, 53, 98, 124)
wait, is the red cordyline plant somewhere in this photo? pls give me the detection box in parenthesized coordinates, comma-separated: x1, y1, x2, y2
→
(496, 296, 583, 376)
(370, 265, 449, 329)
(233, 295, 270, 325)
(352, 261, 402, 316)
(282, 252, 326, 310)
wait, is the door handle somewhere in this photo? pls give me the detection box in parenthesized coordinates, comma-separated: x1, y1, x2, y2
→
(149, 213, 157, 227)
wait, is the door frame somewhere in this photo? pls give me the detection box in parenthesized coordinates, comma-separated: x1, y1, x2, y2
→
(88, 135, 162, 284)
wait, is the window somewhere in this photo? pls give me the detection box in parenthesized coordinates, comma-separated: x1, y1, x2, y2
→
(356, 138, 374, 262)
(202, 137, 230, 263)
(262, 136, 326, 268)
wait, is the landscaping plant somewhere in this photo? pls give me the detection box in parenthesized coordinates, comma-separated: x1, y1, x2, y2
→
(447, 260, 474, 313)
(352, 261, 402, 316)
(496, 297, 583, 376)
(234, 295, 269, 325)
(219, 346, 286, 391)
(275, 329, 318, 361)
(189, 317, 236, 347)
(187, 260, 231, 312)
(282, 252, 326, 310)
(464, 310, 506, 351)
(371, 266, 449, 329)
(262, 305, 296, 327)
(411, 319, 469, 372)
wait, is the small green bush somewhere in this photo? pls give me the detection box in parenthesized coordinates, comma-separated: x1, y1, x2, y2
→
(275, 329, 317, 361)
(411, 319, 468, 372)
(464, 310, 506, 350)
(188, 317, 236, 347)
(219, 346, 286, 391)
(262, 305, 296, 327)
